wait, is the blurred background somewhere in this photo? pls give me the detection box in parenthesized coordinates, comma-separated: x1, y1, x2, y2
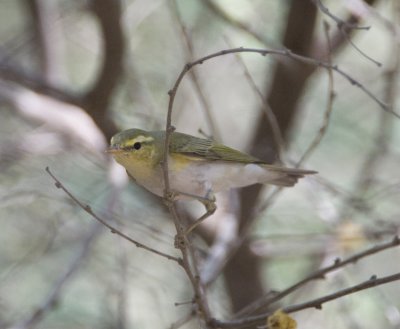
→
(0, 0, 400, 328)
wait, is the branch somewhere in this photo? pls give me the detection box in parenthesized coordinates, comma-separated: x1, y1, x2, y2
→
(45, 167, 181, 263)
(236, 235, 400, 316)
(215, 271, 400, 328)
(164, 47, 392, 118)
(284, 272, 400, 313)
(339, 12, 400, 219)
(313, 0, 370, 31)
(311, 0, 380, 62)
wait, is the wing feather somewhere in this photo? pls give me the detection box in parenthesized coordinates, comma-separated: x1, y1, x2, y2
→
(164, 131, 316, 179)
(169, 132, 264, 163)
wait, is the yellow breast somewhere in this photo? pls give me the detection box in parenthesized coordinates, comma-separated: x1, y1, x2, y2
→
(114, 151, 204, 183)
(113, 152, 155, 181)
(169, 153, 204, 171)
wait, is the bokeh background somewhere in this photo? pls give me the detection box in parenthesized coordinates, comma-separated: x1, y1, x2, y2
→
(1, 1, 400, 328)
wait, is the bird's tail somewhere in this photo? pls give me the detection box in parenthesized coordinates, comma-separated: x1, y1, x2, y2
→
(263, 165, 317, 187)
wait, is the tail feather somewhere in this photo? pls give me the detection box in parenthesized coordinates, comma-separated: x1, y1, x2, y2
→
(263, 166, 317, 187)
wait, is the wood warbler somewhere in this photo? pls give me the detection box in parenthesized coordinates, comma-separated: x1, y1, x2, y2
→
(107, 128, 316, 199)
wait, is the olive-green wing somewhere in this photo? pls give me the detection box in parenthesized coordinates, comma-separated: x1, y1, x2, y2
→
(169, 132, 264, 163)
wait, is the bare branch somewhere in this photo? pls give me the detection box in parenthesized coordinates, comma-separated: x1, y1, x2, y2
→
(214, 271, 400, 328)
(236, 235, 400, 317)
(313, 0, 370, 31)
(313, 0, 381, 67)
(164, 47, 392, 117)
(45, 167, 181, 263)
(283, 272, 400, 313)
(340, 10, 400, 219)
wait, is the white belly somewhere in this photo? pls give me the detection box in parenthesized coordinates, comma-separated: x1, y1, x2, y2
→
(168, 161, 283, 197)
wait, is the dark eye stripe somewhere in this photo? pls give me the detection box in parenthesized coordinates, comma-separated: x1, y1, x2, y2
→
(124, 141, 147, 151)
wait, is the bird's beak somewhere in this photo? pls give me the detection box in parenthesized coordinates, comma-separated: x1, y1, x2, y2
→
(105, 145, 121, 154)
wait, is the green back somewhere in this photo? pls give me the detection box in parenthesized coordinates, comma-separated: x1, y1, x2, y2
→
(168, 132, 265, 164)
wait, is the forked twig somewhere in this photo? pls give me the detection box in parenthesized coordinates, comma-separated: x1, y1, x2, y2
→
(314, 0, 370, 31)
(313, 0, 382, 67)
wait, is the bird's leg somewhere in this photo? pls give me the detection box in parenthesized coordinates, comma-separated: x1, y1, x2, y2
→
(170, 189, 217, 249)
(184, 189, 217, 235)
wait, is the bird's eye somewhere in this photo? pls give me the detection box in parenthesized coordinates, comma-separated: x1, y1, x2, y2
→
(133, 142, 141, 150)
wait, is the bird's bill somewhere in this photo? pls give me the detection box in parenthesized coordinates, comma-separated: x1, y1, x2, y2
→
(105, 146, 122, 154)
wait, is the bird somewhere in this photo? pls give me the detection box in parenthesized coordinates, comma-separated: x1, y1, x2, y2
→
(107, 128, 316, 233)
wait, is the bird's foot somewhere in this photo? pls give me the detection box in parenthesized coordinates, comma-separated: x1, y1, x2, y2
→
(184, 190, 217, 235)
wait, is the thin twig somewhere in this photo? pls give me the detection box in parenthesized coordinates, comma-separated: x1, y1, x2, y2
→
(162, 59, 213, 326)
(223, 36, 285, 161)
(235, 235, 400, 317)
(339, 13, 400, 220)
(214, 270, 400, 328)
(165, 47, 392, 116)
(283, 272, 400, 313)
(284, 48, 390, 113)
(297, 20, 335, 166)
(170, 2, 222, 142)
(45, 167, 181, 263)
(313, 0, 370, 31)
(163, 199, 213, 324)
(341, 29, 382, 67)
(313, 0, 381, 67)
